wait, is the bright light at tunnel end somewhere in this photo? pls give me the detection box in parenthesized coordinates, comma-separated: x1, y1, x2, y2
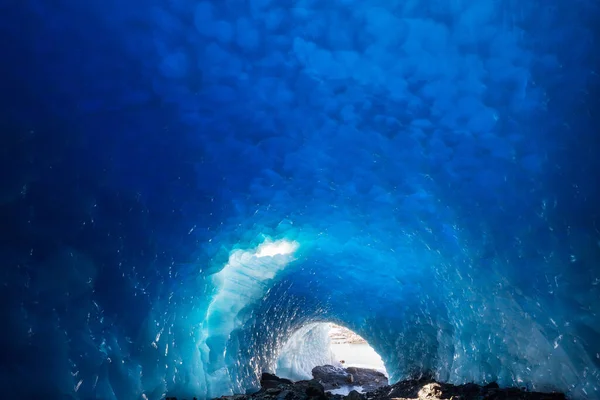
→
(256, 239, 299, 258)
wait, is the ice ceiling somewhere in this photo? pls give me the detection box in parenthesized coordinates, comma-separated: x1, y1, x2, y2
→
(0, 0, 599, 399)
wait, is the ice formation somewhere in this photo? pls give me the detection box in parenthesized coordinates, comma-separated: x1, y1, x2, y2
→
(0, 0, 599, 399)
(275, 323, 338, 382)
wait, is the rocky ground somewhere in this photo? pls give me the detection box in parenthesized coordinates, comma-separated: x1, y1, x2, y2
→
(214, 366, 566, 400)
(311, 365, 388, 392)
(166, 366, 566, 400)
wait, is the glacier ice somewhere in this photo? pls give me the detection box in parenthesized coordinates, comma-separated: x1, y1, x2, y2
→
(275, 323, 338, 382)
(0, 0, 599, 399)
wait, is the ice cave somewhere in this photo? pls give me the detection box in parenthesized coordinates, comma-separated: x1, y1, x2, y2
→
(0, 0, 599, 399)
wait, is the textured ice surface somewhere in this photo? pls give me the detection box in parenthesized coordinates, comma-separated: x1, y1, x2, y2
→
(275, 323, 338, 381)
(0, 0, 599, 399)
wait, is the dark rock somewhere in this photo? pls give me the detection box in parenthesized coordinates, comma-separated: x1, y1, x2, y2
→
(208, 371, 566, 400)
(484, 382, 500, 390)
(345, 390, 364, 400)
(461, 383, 482, 395)
(346, 368, 388, 392)
(305, 379, 326, 397)
(312, 365, 352, 390)
(386, 377, 434, 399)
(261, 373, 294, 390)
(276, 390, 294, 400)
(215, 396, 248, 400)
(312, 365, 387, 392)
(262, 373, 294, 385)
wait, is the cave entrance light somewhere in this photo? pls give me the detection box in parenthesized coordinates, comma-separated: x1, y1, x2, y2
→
(328, 324, 387, 375)
(274, 322, 388, 383)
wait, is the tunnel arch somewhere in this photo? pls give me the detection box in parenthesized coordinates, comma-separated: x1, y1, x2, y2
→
(207, 230, 591, 399)
(214, 242, 448, 398)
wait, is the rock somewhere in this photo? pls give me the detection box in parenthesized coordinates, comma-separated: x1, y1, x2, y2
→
(215, 396, 247, 400)
(312, 365, 387, 392)
(305, 380, 326, 397)
(418, 383, 442, 399)
(262, 373, 294, 385)
(312, 365, 352, 390)
(205, 371, 566, 400)
(484, 382, 500, 390)
(276, 390, 294, 400)
(261, 373, 294, 390)
(345, 367, 388, 391)
(459, 383, 481, 398)
(345, 390, 364, 400)
(385, 377, 436, 399)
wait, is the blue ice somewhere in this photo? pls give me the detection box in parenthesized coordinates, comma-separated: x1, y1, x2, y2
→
(0, 0, 599, 399)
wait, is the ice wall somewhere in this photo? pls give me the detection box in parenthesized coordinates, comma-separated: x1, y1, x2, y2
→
(0, 0, 599, 399)
(275, 323, 338, 381)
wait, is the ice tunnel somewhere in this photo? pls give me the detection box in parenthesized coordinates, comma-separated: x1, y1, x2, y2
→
(274, 322, 387, 384)
(0, 0, 599, 399)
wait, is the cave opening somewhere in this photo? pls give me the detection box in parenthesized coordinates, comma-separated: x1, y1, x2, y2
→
(328, 324, 387, 375)
(273, 322, 388, 385)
